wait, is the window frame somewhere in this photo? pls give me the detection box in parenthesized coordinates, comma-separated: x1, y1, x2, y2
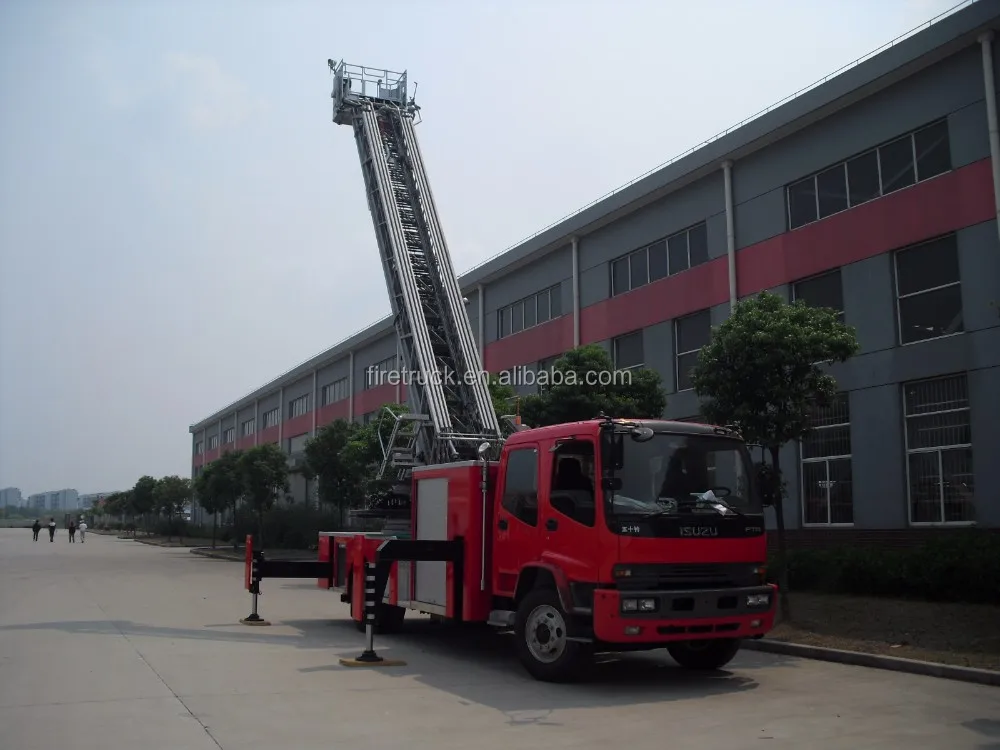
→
(208, 434, 219, 450)
(500, 446, 539, 527)
(321, 377, 349, 405)
(609, 222, 709, 297)
(496, 285, 561, 339)
(289, 394, 311, 419)
(548, 439, 597, 528)
(785, 119, 952, 231)
(799, 393, 854, 527)
(612, 331, 644, 371)
(224, 427, 235, 444)
(262, 408, 280, 429)
(902, 373, 975, 526)
(791, 268, 845, 321)
(892, 235, 964, 347)
(241, 418, 256, 436)
(674, 310, 711, 392)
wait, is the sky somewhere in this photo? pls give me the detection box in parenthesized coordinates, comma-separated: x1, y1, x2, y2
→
(0, 0, 968, 497)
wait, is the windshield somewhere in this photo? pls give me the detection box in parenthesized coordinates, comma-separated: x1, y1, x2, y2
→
(605, 432, 761, 517)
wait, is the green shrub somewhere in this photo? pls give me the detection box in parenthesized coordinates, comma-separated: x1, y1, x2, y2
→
(769, 531, 1000, 604)
(231, 504, 343, 550)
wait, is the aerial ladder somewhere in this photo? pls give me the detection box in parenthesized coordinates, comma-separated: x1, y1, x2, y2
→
(327, 60, 505, 513)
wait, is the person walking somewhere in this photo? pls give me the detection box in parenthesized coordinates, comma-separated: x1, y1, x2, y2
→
(78, 519, 87, 543)
(47, 517, 56, 542)
(31, 519, 41, 541)
(68, 519, 77, 543)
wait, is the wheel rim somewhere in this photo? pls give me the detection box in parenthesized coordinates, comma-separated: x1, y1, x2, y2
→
(525, 604, 567, 664)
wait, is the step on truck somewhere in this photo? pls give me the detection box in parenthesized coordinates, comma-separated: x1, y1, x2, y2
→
(239, 61, 778, 682)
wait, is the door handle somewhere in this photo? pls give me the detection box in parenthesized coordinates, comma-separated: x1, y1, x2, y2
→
(498, 518, 508, 530)
(545, 518, 558, 531)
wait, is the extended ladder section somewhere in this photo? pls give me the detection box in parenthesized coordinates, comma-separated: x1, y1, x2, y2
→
(328, 61, 502, 487)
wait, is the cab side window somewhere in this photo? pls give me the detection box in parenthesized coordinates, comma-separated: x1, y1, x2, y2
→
(549, 440, 596, 527)
(501, 447, 538, 526)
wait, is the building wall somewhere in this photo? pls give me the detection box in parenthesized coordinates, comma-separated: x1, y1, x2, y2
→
(189, 26, 1000, 531)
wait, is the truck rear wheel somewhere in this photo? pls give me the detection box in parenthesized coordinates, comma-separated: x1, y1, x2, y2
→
(667, 638, 741, 670)
(514, 587, 589, 682)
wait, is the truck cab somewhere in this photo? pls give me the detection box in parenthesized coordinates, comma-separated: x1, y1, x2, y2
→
(490, 417, 776, 681)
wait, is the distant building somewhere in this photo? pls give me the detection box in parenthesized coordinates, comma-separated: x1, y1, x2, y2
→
(0, 488, 22, 508)
(26, 489, 80, 513)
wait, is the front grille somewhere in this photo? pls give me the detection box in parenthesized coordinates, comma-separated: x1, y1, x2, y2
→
(616, 563, 755, 591)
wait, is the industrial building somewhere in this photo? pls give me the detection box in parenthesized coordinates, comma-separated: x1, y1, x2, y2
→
(189, 1, 1000, 534)
(26, 489, 80, 514)
(0, 487, 23, 508)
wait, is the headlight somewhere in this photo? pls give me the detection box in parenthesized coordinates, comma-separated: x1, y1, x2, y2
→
(622, 598, 638, 612)
(639, 598, 658, 612)
(621, 597, 658, 613)
(746, 593, 771, 607)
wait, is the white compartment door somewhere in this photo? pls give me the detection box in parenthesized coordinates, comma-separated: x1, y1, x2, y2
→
(414, 476, 448, 607)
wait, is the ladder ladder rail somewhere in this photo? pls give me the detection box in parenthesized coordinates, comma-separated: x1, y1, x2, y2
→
(396, 116, 502, 437)
(356, 105, 456, 447)
(350, 112, 441, 468)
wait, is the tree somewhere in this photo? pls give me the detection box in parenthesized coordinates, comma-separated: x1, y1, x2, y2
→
(689, 291, 860, 620)
(194, 450, 244, 548)
(346, 404, 410, 503)
(303, 419, 366, 526)
(488, 374, 518, 430)
(153, 475, 192, 541)
(132, 475, 158, 535)
(518, 345, 667, 427)
(238, 443, 290, 550)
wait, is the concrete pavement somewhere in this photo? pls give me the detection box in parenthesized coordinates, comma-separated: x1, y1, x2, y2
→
(0, 527, 997, 750)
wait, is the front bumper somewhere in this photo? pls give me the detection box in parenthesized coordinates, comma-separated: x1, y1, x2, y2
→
(592, 584, 777, 644)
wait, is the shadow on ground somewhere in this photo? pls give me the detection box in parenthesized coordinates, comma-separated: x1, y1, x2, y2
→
(0, 615, 800, 714)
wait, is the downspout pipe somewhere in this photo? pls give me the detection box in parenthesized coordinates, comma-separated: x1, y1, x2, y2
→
(722, 160, 737, 311)
(979, 31, 1000, 246)
(571, 237, 580, 347)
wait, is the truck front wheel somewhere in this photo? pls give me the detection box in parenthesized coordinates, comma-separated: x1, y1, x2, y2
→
(514, 587, 589, 682)
(667, 638, 741, 670)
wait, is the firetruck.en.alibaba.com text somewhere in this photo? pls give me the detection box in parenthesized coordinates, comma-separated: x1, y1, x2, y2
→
(365, 366, 633, 388)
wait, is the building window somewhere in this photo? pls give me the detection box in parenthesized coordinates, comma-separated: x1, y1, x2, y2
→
(500, 447, 539, 527)
(536, 355, 560, 394)
(208, 435, 219, 449)
(361, 411, 376, 425)
(364, 356, 396, 389)
(497, 285, 562, 339)
(894, 234, 963, 345)
(262, 408, 280, 429)
(288, 433, 309, 453)
(610, 222, 708, 296)
(224, 428, 235, 444)
(288, 394, 311, 419)
(800, 393, 853, 525)
(612, 331, 644, 370)
(675, 310, 711, 391)
(787, 120, 951, 230)
(904, 374, 974, 524)
(194, 440, 204, 455)
(241, 418, 255, 436)
(792, 269, 844, 320)
(321, 377, 349, 405)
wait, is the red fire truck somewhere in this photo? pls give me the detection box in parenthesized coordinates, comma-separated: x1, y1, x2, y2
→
(239, 61, 777, 682)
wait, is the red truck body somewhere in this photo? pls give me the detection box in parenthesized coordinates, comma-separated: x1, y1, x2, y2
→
(307, 417, 778, 680)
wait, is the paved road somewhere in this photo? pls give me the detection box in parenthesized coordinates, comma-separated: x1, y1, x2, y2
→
(1, 528, 997, 750)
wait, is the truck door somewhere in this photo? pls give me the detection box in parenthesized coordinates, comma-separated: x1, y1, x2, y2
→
(542, 439, 601, 580)
(492, 444, 541, 597)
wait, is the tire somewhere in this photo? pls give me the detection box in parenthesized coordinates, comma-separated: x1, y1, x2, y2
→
(667, 638, 742, 670)
(354, 603, 406, 634)
(514, 587, 590, 682)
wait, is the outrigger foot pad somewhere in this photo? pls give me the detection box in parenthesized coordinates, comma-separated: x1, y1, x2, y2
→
(240, 616, 271, 626)
(339, 656, 406, 668)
